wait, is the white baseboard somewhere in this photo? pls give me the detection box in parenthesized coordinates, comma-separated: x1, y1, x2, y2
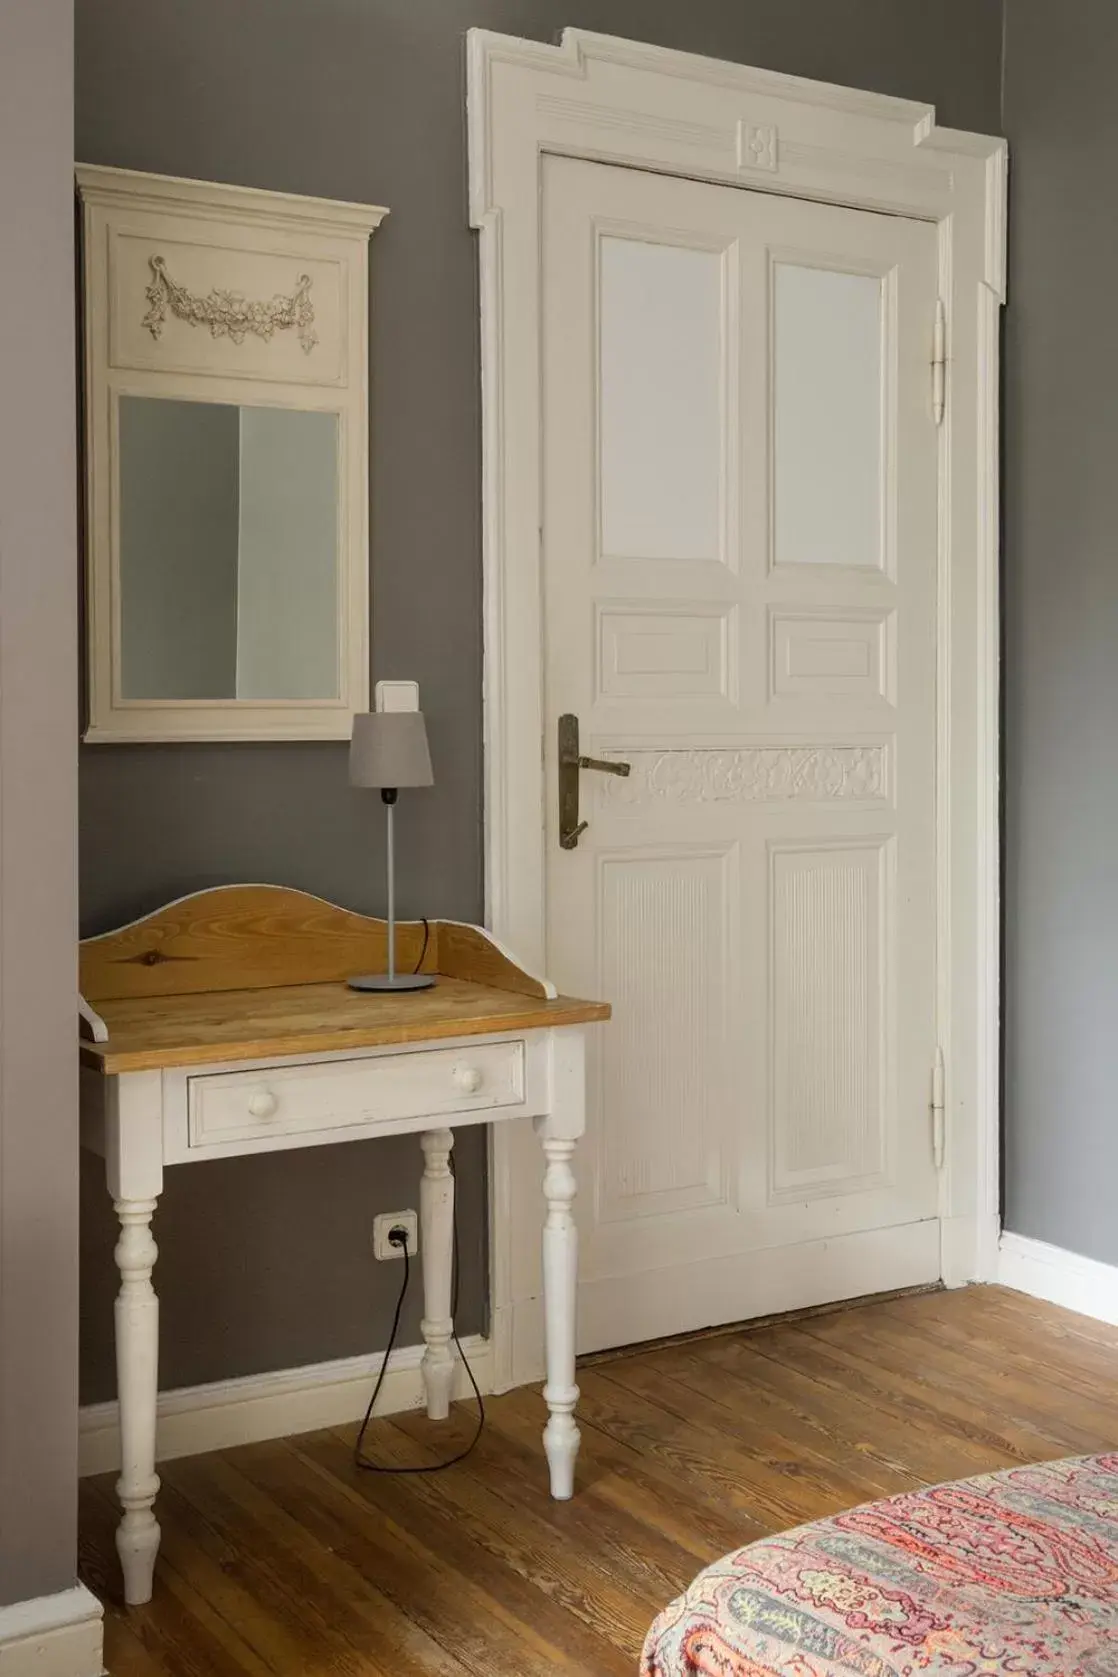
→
(79, 1335, 492, 1478)
(0, 1586, 103, 1677)
(998, 1231, 1118, 1326)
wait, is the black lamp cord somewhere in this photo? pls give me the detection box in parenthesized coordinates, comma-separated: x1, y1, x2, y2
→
(412, 915, 431, 975)
(353, 1167, 486, 1474)
(353, 922, 485, 1474)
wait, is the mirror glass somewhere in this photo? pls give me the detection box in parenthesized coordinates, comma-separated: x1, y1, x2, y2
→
(118, 396, 340, 702)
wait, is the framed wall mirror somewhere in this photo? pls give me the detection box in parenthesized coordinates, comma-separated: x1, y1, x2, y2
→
(77, 166, 386, 742)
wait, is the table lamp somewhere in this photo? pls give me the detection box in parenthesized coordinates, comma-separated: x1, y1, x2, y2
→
(348, 709, 435, 992)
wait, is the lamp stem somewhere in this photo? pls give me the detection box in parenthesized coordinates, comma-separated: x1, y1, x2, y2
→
(385, 793, 396, 983)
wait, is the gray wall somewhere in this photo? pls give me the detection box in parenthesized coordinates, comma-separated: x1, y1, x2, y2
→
(75, 0, 1004, 1401)
(1002, 1, 1118, 1264)
(0, 0, 80, 1605)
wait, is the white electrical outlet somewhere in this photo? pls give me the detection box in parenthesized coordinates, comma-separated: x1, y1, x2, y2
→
(372, 1210, 418, 1260)
(374, 680, 419, 714)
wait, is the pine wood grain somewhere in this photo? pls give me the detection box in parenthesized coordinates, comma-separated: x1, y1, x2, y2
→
(80, 885, 434, 1001)
(434, 919, 553, 999)
(80, 884, 555, 1004)
(79, 885, 603, 1072)
(81, 976, 609, 1074)
(81, 1286, 1118, 1676)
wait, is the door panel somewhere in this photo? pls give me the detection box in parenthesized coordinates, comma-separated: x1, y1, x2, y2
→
(599, 235, 725, 563)
(769, 838, 890, 1201)
(596, 844, 735, 1226)
(542, 155, 940, 1351)
(773, 261, 885, 570)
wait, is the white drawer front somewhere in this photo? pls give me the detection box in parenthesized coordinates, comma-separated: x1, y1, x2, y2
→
(188, 1040, 526, 1149)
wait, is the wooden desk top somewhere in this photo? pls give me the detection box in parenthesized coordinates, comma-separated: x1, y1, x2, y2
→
(80, 886, 609, 1074)
(82, 978, 608, 1074)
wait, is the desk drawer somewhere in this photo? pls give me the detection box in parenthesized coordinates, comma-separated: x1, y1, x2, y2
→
(187, 1039, 526, 1149)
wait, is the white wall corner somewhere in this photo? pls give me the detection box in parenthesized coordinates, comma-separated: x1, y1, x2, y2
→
(998, 1231, 1118, 1327)
(0, 1585, 104, 1677)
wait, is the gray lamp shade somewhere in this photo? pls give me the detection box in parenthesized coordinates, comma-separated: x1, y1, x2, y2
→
(349, 711, 433, 789)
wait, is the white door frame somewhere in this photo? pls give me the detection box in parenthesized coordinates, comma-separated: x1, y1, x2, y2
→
(467, 27, 1006, 1391)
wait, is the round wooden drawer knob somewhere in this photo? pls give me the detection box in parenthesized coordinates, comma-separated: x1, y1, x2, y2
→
(453, 1064, 484, 1095)
(247, 1088, 279, 1118)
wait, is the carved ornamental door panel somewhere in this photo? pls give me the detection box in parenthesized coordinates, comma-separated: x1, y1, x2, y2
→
(541, 157, 941, 1350)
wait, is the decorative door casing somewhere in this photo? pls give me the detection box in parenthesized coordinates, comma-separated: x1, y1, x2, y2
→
(467, 28, 1006, 1390)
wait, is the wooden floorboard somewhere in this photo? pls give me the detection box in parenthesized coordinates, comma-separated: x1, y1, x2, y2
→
(81, 1285, 1118, 1676)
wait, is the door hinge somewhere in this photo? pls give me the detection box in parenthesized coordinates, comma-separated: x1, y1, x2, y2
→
(931, 1044, 946, 1169)
(932, 298, 947, 426)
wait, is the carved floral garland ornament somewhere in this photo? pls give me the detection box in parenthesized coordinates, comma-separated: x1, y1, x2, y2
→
(141, 254, 318, 353)
(602, 745, 886, 805)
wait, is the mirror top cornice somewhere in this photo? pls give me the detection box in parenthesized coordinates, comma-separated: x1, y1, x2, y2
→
(75, 163, 388, 237)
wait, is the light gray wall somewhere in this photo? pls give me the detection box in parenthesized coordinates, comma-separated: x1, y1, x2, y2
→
(0, 0, 80, 1606)
(1002, 1, 1118, 1264)
(119, 397, 240, 700)
(75, 0, 1004, 1401)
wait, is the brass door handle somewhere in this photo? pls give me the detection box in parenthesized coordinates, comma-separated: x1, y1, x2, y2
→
(558, 714, 630, 849)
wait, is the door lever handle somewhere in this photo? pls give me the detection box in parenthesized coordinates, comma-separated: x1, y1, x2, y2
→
(558, 714, 631, 849)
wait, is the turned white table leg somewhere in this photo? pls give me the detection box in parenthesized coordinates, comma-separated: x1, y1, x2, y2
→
(113, 1197, 161, 1606)
(419, 1127, 455, 1420)
(105, 1068, 164, 1608)
(538, 1129, 581, 1499)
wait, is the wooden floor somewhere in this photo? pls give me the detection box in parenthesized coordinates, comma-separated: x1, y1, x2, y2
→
(81, 1285, 1118, 1676)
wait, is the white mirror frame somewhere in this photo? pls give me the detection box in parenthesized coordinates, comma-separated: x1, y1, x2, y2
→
(77, 165, 386, 742)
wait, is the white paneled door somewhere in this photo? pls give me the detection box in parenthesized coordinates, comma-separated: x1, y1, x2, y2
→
(542, 156, 942, 1352)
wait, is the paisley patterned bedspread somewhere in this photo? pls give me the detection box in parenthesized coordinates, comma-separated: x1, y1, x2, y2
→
(641, 1454, 1118, 1677)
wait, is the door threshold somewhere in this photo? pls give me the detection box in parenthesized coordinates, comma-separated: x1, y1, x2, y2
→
(577, 1281, 944, 1369)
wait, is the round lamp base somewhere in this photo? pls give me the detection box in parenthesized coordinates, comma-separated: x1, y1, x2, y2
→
(347, 972, 436, 993)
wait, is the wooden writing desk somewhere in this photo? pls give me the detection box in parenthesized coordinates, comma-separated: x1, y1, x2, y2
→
(80, 886, 609, 1607)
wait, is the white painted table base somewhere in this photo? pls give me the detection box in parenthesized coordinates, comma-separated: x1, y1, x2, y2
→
(92, 1028, 585, 1607)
